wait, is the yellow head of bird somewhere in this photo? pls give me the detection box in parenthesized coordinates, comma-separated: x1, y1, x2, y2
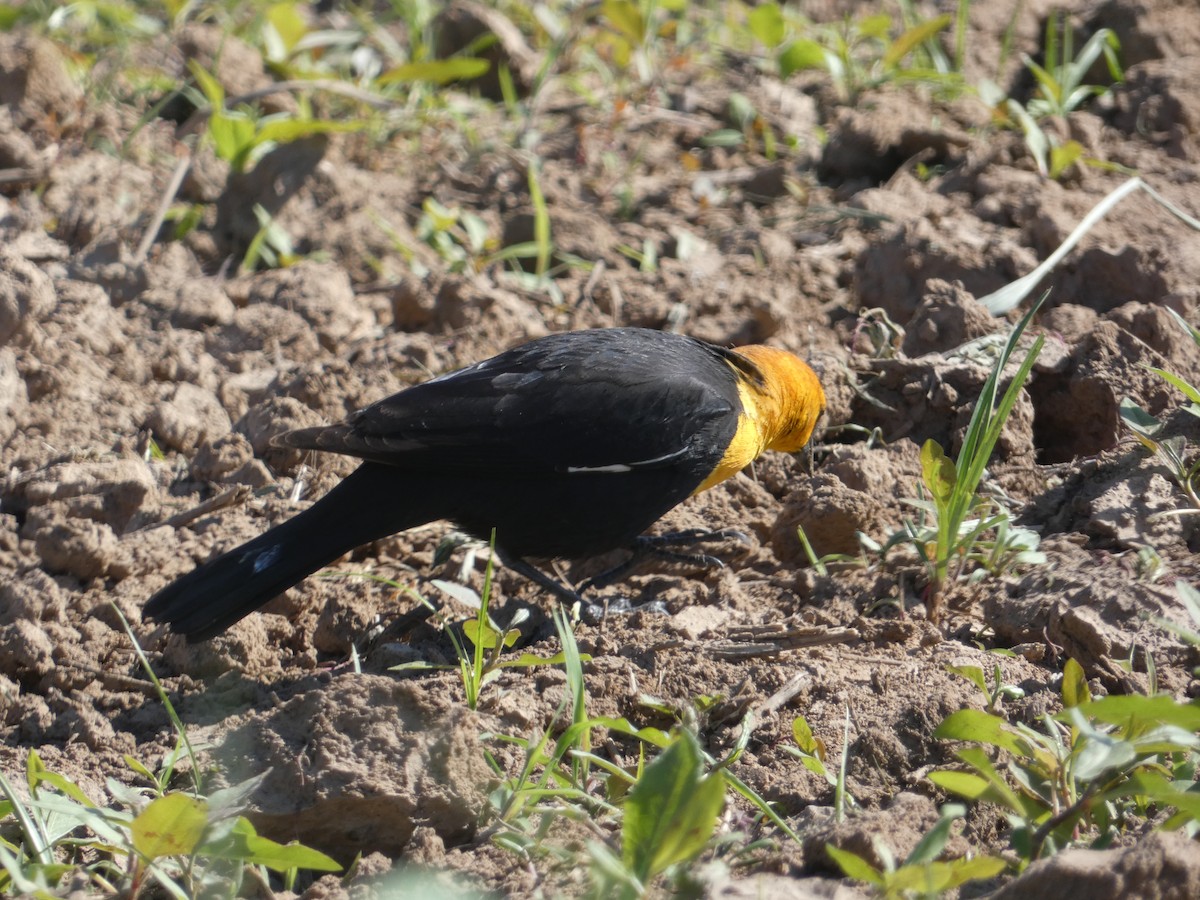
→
(735, 345, 826, 453)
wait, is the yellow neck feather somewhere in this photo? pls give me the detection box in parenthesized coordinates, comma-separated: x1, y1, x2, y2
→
(693, 345, 825, 494)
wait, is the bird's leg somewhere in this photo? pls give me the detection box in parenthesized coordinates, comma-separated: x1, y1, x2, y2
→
(492, 547, 586, 606)
(579, 528, 750, 592)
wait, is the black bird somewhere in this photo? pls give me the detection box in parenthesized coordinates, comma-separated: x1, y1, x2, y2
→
(145, 327, 825, 640)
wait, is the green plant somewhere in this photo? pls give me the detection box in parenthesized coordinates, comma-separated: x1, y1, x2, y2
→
(1022, 15, 1121, 119)
(745, 3, 958, 103)
(242, 203, 302, 271)
(931, 658, 1200, 864)
(482, 159, 567, 300)
(963, 515, 1047, 582)
(416, 197, 492, 273)
(482, 605, 652, 857)
(485, 684, 806, 896)
(1133, 543, 1168, 583)
(188, 63, 363, 175)
(784, 710, 858, 821)
(852, 307, 906, 359)
(391, 544, 589, 710)
(890, 297, 1045, 620)
(1120, 308, 1200, 513)
(0, 754, 339, 897)
(586, 729, 725, 899)
(0, 611, 340, 896)
(1120, 398, 1200, 511)
(978, 16, 1121, 179)
(948, 661, 1026, 715)
(827, 803, 1006, 899)
(593, 0, 658, 87)
(796, 524, 860, 577)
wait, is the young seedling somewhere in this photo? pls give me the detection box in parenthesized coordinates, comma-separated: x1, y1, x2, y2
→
(931, 658, 1200, 864)
(746, 3, 958, 103)
(0, 613, 340, 897)
(917, 296, 1045, 620)
(1021, 15, 1122, 119)
(1119, 308, 1200, 514)
(977, 14, 1121, 179)
(784, 710, 859, 821)
(827, 803, 1006, 899)
(947, 661, 1026, 715)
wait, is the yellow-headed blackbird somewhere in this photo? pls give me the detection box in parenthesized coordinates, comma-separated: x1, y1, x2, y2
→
(145, 327, 825, 640)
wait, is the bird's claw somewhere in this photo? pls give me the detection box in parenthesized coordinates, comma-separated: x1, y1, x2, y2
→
(581, 596, 670, 624)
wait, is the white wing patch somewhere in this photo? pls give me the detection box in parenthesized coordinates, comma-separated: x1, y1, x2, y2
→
(247, 543, 282, 574)
(566, 463, 633, 474)
(565, 447, 689, 474)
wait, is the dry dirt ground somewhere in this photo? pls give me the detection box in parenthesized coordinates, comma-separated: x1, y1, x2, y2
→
(3, 0, 1200, 897)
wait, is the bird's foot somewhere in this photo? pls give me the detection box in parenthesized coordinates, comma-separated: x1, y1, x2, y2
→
(496, 552, 586, 606)
(579, 528, 751, 592)
(579, 594, 669, 625)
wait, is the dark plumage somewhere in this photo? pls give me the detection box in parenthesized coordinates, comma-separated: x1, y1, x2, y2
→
(145, 328, 825, 640)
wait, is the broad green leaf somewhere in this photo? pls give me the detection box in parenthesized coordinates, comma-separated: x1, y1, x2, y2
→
(622, 732, 725, 882)
(602, 0, 645, 42)
(747, 3, 785, 48)
(430, 578, 481, 608)
(208, 111, 257, 166)
(728, 92, 757, 129)
(377, 58, 489, 86)
(463, 619, 517, 649)
(1118, 397, 1162, 439)
(124, 755, 159, 785)
(1074, 695, 1200, 732)
(1072, 733, 1136, 781)
(1101, 771, 1200, 821)
(131, 793, 208, 860)
(951, 747, 1028, 815)
(946, 664, 988, 695)
(202, 817, 341, 872)
(942, 855, 1009, 887)
(700, 128, 744, 147)
(792, 715, 817, 755)
(255, 117, 364, 145)
(858, 14, 892, 39)
(825, 844, 883, 885)
(28, 756, 94, 808)
(186, 60, 225, 105)
(778, 39, 826, 77)
(266, 2, 307, 55)
(920, 439, 957, 505)
(558, 716, 671, 750)
(798, 755, 829, 778)
(1049, 140, 1085, 180)
(891, 856, 1007, 892)
(883, 14, 951, 69)
(1061, 658, 1090, 708)
(928, 769, 990, 799)
(206, 772, 270, 820)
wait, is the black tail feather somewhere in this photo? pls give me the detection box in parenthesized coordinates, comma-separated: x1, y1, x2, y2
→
(145, 464, 425, 641)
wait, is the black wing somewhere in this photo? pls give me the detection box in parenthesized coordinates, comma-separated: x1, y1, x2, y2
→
(275, 328, 745, 478)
